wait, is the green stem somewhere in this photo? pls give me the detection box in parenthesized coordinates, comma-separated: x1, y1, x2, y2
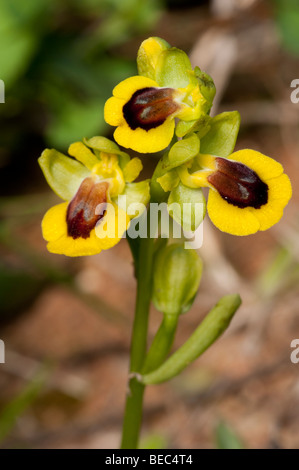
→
(121, 209, 156, 449)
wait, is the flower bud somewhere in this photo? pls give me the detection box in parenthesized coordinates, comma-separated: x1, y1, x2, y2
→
(137, 37, 170, 80)
(155, 47, 198, 89)
(194, 66, 216, 110)
(152, 243, 203, 316)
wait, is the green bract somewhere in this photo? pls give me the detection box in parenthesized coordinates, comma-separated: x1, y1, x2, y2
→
(168, 182, 206, 232)
(152, 243, 203, 316)
(200, 111, 241, 157)
(175, 114, 211, 139)
(116, 181, 150, 216)
(151, 133, 200, 202)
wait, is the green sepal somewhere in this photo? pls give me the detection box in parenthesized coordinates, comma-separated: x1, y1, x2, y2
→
(152, 243, 203, 316)
(115, 180, 150, 217)
(168, 182, 206, 232)
(38, 149, 89, 201)
(175, 114, 211, 138)
(155, 47, 197, 89)
(151, 133, 200, 202)
(83, 136, 130, 170)
(141, 294, 242, 385)
(137, 37, 170, 80)
(168, 133, 200, 167)
(199, 111, 241, 157)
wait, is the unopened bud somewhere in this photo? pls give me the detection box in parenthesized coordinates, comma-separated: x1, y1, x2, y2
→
(152, 243, 203, 316)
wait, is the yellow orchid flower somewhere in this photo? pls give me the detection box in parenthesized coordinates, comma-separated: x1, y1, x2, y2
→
(39, 137, 150, 256)
(176, 149, 292, 236)
(104, 75, 205, 154)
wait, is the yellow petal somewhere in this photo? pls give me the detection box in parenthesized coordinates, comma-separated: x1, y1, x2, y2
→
(42, 201, 130, 256)
(112, 76, 158, 100)
(42, 202, 68, 242)
(104, 96, 124, 127)
(207, 189, 260, 236)
(253, 173, 292, 231)
(94, 203, 130, 249)
(230, 149, 284, 180)
(114, 119, 175, 153)
(157, 169, 180, 192)
(47, 230, 104, 257)
(123, 157, 143, 182)
(68, 142, 99, 170)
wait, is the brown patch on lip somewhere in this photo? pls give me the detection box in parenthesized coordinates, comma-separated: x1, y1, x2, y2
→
(123, 87, 180, 131)
(66, 178, 109, 239)
(208, 157, 268, 209)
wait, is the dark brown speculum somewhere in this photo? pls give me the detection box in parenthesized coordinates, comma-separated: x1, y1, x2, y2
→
(208, 157, 268, 209)
(123, 87, 180, 131)
(66, 177, 109, 239)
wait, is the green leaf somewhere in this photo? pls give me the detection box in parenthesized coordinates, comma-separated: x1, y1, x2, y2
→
(200, 111, 240, 157)
(0, 0, 51, 26)
(139, 433, 167, 450)
(142, 294, 241, 385)
(168, 182, 206, 232)
(273, 0, 299, 56)
(142, 314, 179, 374)
(215, 420, 244, 449)
(0, 27, 36, 88)
(0, 367, 49, 443)
(38, 149, 89, 201)
(46, 98, 107, 149)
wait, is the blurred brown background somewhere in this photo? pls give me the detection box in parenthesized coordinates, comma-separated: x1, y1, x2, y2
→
(0, 0, 299, 449)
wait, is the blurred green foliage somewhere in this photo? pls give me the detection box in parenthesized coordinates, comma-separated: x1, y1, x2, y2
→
(215, 420, 244, 449)
(273, 0, 299, 56)
(0, 0, 163, 161)
(0, 367, 49, 444)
